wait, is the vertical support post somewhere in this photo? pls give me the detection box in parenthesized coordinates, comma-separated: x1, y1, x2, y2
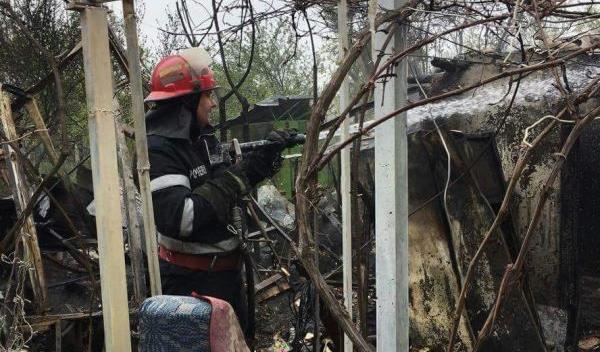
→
(313, 211, 321, 352)
(338, 1, 353, 351)
(116, 124, 147, 304)
(122, 0, 162, 296)
(0, 89, 47, 313)
(372, 0, 409, 351)
(55, 320, 62, 352)
(78, 6, 132, 351)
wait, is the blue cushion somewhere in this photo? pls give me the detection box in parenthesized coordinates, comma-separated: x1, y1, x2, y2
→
(139, 295, 212, 352)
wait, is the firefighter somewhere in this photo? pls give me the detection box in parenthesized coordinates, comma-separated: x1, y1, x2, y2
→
(144, 47, 287, 332)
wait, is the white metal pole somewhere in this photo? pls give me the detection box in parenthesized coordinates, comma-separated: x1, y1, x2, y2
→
(338, 1, 353, 351)
(121, 0, 162, 296)
(79, 6, 132, 351)
(372, 0, 409, 350)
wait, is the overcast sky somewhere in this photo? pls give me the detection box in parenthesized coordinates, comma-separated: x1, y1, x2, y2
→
(138, 1, 177, 43)
(107, 0, 327, 57)
(108, 1, 180, 46)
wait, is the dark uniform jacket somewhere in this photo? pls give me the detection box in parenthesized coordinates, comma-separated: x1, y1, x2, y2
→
(146, 102, 240, 255)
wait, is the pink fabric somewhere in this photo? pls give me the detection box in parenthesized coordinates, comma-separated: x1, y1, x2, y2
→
(194, 294, 249, 352)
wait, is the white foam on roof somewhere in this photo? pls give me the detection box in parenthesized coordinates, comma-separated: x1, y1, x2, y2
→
(320, 61, 600, 142)
(407, 62, 600, 124)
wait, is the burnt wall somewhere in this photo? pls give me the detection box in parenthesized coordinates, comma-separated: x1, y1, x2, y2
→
(576, 120, 600, 275)
(439, 104, 563, 307)
(571, 119, 600, 332)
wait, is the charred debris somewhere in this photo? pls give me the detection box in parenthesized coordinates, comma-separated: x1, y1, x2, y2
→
(1, 1, 600, 350)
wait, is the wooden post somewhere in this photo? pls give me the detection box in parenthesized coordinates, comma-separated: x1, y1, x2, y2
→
(372, 0, 409, 350)
(0, 88, 47, 313)
(77, 5, 132, 351)
(25, 99, 59, 165)
(121, 0, 161, 296)
(55, 320, 62, 352)
(338, 1, 354, 351)
(313, 210, 321, 352)
(116, 124, 147, 304)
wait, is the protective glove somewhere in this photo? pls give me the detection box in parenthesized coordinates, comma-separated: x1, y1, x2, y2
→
(238, 150, 282, 186)
(191, 130, 293, 221)
(265, 129, 298, 151)
(192, 167, 250, 223)
(239, 129, 296, 185)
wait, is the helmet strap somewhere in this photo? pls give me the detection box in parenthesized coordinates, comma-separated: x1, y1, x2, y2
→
(184, 93, 202, 139)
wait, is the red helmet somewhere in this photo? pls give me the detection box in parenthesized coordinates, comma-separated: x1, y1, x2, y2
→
(145, 47, 218, 102)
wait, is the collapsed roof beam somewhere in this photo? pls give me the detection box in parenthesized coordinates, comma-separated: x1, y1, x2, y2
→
(0, 87, 48, 313)
(26, 22, 144, 98)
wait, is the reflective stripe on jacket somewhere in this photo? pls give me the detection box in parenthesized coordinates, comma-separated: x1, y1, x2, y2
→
(146, 108, 240, 255)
